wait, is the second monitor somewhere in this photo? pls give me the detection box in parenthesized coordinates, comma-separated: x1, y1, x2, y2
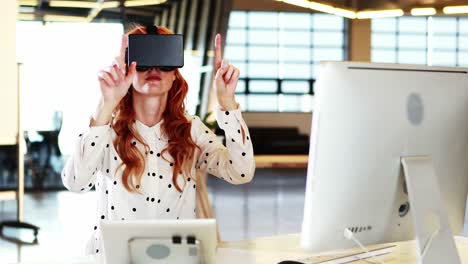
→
(301, 61, 468, 263)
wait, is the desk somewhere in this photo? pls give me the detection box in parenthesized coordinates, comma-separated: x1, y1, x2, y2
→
(15, 234, 468, 263)
(218, 234, 468, 263)
(255, 155, 308, 169)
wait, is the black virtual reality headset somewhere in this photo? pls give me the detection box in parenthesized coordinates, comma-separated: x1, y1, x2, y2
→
(126, 25, 184, 72)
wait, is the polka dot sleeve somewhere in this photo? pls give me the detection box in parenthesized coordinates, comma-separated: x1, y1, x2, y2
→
(192, 105, 255, 184)
(61, 124, 112, 193)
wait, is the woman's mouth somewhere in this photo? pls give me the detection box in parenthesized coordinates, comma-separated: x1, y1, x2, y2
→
(146, 76, 161, 81)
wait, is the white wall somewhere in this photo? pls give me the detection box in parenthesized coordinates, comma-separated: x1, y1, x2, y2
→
(0, 1, 18, 145)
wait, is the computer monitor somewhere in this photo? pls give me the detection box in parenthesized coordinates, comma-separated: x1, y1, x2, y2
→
(101, 219, 218, 264)
(301, 61, 468, 263)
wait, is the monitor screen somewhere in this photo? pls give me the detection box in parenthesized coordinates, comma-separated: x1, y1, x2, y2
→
(301, 61, 468, 255)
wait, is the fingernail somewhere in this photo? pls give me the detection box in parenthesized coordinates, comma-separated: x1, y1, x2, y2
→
(222, 60, 228, 69)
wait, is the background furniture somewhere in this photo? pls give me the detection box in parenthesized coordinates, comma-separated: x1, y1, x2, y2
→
(255, 155, 308, 169)
(0, 63, 39, 244)
(249, 127, 309, 155)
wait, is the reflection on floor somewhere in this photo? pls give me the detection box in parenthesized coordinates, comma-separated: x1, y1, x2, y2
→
(0, 168, 307, 263)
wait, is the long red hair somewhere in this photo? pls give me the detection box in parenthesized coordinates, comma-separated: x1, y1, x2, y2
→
(112, 25, 200, 193)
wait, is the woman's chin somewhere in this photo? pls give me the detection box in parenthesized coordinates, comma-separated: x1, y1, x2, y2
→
(140, 84, 162, 92)
(146, 82, 161, 89)
(135, 85, 166, 96)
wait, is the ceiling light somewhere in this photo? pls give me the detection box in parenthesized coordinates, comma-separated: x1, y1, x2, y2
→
(85, 1, 119, 23)
(19, 6, 35, 13)
(49, 1, 98, 8)
(18, 0, 38, 6)
(102, 1, 119, 8)
(277, 0, 310, 9)
(49, 0, 119, 9)
(87, 4, 110, 22)
(277, 0, 356, 19)
(43, 14, 86, 22)
(86, 7, 103, 22)
(443, 5, 468, 14)
(124, 0, 167, 7)
(18, 13, 35, 20)
(333, 7, 356, 19)
(357, 9, 404, 19)
(411, 7, 436, 16)
(308, 1, 335, 14)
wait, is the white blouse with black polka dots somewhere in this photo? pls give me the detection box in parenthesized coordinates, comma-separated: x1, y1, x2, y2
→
(61, 106, 255, 255)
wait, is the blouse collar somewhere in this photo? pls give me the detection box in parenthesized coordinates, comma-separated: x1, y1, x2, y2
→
(134, 119, 167, 140)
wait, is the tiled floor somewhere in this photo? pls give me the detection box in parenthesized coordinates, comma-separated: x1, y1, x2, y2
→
(0, 168, 307, 263)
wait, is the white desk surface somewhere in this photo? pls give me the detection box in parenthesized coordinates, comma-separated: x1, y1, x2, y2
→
(14, 233, 468, 264)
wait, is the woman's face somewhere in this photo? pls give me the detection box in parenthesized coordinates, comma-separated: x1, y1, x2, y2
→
(132, 67, 176, 96)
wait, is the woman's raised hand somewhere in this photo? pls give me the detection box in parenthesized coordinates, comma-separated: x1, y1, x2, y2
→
(98, 35, 137, 108)
(213, 34, 239, 111)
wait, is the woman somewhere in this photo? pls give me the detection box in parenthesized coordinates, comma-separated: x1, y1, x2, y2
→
(61, 26, 255, 255)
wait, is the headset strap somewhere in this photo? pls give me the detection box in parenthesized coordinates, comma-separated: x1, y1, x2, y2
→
(146, 25, 159, 35)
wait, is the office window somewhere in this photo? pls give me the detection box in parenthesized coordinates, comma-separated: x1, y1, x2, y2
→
(16, 22, 124, 157)
(371, 17, 428, 64)
(371, 16, 468, 67)
(432, 17, 459, 66)
(16, 21, 207, 157)
(225, 11, 347, 112)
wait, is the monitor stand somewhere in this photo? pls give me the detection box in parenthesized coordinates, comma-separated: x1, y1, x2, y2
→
(401, 156, 461, 264)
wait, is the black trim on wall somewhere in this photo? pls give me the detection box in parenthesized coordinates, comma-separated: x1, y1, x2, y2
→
(192, 0, 205, 51)
(168, 1, 178, 31)
(176, 0, 188, 35)
(182, 0, 193, 49)
(161, 7, 169, 27)
(184, 0, 198, 51)
(197, 0, 218, 117)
